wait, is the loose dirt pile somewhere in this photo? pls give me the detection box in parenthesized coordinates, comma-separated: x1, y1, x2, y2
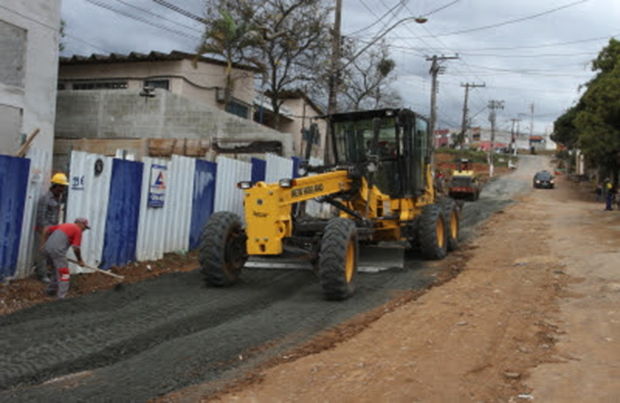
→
(0, 251, 198, 315)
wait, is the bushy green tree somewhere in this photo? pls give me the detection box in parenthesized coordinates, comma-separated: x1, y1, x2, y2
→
(554, 38, 620, 182)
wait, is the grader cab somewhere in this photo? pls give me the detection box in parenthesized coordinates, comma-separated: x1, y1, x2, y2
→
(199, 108, 461, 300)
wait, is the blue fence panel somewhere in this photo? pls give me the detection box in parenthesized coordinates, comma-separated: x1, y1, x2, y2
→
(101, 159, 143, 270)
(0, 155, 30, 279)
(189, 160, 217, 250)
(251, 158, 266, 184)
(291, 157, 301, 178)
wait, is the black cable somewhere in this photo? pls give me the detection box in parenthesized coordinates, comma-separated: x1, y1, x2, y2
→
(0, 3, 113, 53)
(151, 0, 207, 23)
(114, 0, 203, 34)
(84, 0, 201, 40)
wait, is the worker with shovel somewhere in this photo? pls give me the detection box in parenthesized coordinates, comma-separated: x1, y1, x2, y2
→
(40, 218, 90, 299)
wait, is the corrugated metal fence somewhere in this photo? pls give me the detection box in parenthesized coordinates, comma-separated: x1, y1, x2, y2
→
(3, 150, 325, 279)
(16, 148, 51, 278)
(0, 155, 31, 280)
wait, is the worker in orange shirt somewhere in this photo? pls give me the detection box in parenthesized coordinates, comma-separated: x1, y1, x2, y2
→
(40, 218, 90, 299)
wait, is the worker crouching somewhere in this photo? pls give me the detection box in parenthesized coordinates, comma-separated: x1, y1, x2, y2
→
(40, 218, 90, 299)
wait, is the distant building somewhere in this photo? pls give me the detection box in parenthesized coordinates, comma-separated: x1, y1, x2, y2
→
(56, 51, 325, 160)
(434, 129, 452, 148)
(58, 51, 256, 119)
(255, 90, 326, 159)
(0, 0, 62, 157)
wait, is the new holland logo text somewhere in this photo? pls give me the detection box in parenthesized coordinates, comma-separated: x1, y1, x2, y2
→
(291, 184, 324, 198)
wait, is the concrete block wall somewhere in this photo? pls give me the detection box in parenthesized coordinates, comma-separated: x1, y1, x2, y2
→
(55, 89, 293, 155)
(0, 0, 62, 157)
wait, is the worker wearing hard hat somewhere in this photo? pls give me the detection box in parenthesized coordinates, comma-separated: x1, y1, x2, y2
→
(34, 173, 69, 283)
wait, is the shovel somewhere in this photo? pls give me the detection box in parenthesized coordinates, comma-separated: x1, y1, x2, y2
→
(68, 259, 125, 280)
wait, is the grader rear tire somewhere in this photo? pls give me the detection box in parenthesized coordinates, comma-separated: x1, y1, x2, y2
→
(419, 203, 448, 260)
(441, 198, 460, 252)
(318, 218, 358, 300)
(199, 212, 247, 287)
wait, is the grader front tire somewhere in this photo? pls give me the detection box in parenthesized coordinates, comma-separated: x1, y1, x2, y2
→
(441, 198, 460, 252)
(199, 212, 247, 287)
(419, 204, 448, 260)
(319, 218, 358, 301)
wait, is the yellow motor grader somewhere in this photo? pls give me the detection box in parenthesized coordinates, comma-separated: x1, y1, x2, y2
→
(199, 108, 461, 300)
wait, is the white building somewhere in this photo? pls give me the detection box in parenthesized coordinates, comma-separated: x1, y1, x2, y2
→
(0, 0, 63, 157)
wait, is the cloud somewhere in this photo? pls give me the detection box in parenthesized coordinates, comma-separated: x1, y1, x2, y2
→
(61, 0, 616, 134)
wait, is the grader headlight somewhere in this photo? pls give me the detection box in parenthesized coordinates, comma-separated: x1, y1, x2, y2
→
(278, 178, 296, 188)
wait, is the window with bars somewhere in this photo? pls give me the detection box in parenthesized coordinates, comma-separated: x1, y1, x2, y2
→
(72, 81, 128, 90)
(144, 79, 169, 90)
(226, 100, 249, 119)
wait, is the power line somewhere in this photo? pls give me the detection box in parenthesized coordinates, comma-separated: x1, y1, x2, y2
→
(388, 0, 591, 39)
(114, 0, 203, 34)
(454, 51, 598, 59)
(151, 0, 207, 24)
(0, 3, 112, 54)
(345, 0, 405, 37)
(440, 34, 617, 52)
(83, 0, 202, 41)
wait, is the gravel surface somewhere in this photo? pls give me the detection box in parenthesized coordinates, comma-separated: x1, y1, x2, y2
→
(0, 158, 539, 402)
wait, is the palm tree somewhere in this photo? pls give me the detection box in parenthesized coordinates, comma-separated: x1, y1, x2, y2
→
(196, 9, 264, 112)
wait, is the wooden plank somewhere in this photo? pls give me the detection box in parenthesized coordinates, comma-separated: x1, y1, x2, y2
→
(54, 138, 147, 157)
(148, 138, 209, 157)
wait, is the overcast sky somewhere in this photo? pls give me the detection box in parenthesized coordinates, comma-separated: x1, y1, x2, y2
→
(60, 0, 619, 135)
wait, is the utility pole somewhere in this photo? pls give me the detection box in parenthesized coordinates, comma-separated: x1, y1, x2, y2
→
(509, 118, 519, 155)
(529, 102, 535, 138)
(488, 100, 504, 178)
(427, 55, 459, 149)
(324, 0, 343, 163)
(460, 82, 485, 147)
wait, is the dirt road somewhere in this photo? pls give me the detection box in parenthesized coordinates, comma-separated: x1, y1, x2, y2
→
(0, 166, 509, 401)
(168, 156, 620, 402)
(3, 156, 618, 402)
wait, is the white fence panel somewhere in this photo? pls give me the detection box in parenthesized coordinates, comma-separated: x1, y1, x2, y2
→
(65, 151, 113, 273)
(305, 156, 324, 217)
(163, 155, 195, 253)
(265, 153, 294, 183)
(15, 149, 51, 279)
(214, 156, 251, 220)
(136, 157, 169, 261)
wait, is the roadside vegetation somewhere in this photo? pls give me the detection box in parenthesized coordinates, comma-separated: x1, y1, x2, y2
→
(552, 38, 620, 182)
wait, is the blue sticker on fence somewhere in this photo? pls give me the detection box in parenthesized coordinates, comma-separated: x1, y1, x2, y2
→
(0, 155, 30, 279)
(251, 158, 266, 184)
(189, 160, 217, 250)
(101, 159, 143, 270)
(148, 164, 167, 208)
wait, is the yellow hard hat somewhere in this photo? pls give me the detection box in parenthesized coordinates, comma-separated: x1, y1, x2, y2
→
(51, 173, 69, 186)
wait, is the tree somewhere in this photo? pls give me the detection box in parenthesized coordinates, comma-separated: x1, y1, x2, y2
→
(202, 0, 332, 130)
(551, 103, 581, 149)
(575, 39, 620, 180)
(196, 8, 264, 111)
(338, 39, 398, 111)
(553, 38, 620, 182)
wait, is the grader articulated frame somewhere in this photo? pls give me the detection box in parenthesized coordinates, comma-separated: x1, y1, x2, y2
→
(199, 108, 461, 300)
